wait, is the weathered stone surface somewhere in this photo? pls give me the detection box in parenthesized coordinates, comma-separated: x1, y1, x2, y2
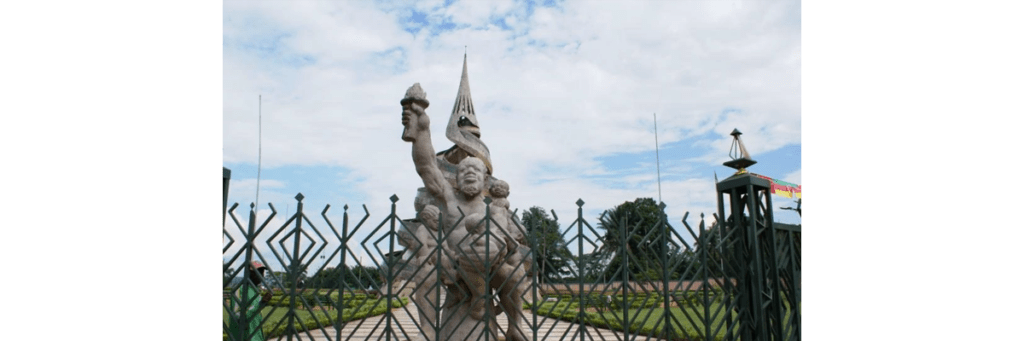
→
(396, 58, 532, 341)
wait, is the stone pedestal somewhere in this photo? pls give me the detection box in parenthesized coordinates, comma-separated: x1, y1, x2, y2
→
(439, 297, 500, 341)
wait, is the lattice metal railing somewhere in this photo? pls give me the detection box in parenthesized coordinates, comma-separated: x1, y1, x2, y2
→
(224, 193, 800, 341)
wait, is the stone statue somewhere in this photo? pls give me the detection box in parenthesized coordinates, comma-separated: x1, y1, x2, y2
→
(423, 54, 500, 200)
(440, 54, 492, 176)
(401, 82, 497, 341)
(399, 59, 531, 341)
(489, 180, 510, 211)
(409, 206, 444, 341)
(484, 179, 533, 341)
(395, 205, 452, 341)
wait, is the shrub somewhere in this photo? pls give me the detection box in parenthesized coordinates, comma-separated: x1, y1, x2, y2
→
(530, 293, 735, 341)
(224, 296, 409, 341)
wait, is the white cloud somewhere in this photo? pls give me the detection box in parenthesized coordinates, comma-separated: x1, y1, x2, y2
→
(223, 0, 800, 249)
(443, 0, 516, 28)
(783, 169, 802, 185)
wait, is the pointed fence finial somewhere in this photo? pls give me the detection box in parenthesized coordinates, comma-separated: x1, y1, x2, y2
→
(723, 128, 757, 174)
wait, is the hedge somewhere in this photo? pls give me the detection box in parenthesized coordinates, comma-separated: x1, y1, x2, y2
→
(224, 296, 409, 341)
(528, 291, 739, 341)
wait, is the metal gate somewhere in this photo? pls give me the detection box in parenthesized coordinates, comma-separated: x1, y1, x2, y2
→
(224, 186, 799, 341)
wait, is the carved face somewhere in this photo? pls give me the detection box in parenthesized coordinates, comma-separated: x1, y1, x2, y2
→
(489, 180, 509, 198)
(419, 205, 440, 231)
(456, 157, 486, 197)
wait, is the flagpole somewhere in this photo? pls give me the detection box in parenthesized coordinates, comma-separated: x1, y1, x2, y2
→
(255, 95, 262, 216)
(654, 113, 662, 204)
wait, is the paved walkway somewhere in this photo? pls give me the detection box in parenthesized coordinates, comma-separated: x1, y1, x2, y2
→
(266, 294, 660, 341)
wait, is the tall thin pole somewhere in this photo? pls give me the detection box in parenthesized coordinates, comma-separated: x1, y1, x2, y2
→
(256, 95, 262, 215)
(654, 113, 662, 204)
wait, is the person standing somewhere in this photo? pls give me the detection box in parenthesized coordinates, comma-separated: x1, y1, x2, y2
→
(229, 261, 272, 341)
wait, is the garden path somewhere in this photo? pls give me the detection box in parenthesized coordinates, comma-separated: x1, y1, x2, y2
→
(277, 293, 658, 341)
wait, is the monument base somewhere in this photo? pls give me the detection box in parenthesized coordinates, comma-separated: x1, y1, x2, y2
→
(439, 297, 500, 341)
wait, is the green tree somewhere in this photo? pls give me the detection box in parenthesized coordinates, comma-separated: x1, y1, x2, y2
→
(594, 198, 671, 281)
(520, 206, 572, 283)
(649, 216, 722, 281)
(308, 266, 343, 289)
(305, 264, 382, 290)
(578, 252, 608, 282)
(265, 268, 308, 289)
(691, 219, 728, 278)
(267, 271, 288, 289)
(667, 248, 699, 280)
(346, 264, 384, 290)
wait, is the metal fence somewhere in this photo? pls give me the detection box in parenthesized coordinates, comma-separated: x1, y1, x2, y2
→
(224, 188, 800, 341)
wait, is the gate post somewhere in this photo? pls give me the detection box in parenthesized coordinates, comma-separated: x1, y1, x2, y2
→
(224, 167, 231, 228)
(715, 129, 789, 341)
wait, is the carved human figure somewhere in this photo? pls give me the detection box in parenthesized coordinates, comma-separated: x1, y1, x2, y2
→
(400, 83, 528, 341)
(448, 208, 506, 321)
(401, 83, 494, 340)
(404, 206, 440, 268)
(484, 179, 524, 290)
(486, 179, 532, 341)
(487, 179, 521, 250)
(410, 205, 443, 341)
(489, 180, 510, 210)
(401, 84, 486, 228)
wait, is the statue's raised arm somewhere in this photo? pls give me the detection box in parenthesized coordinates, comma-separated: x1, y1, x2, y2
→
(401, 83, 451, 204)
(396, 58, 531, 341)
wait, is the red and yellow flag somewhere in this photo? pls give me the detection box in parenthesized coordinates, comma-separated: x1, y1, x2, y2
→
(752, 173, 801, 199)
(771, 182, 793, 198)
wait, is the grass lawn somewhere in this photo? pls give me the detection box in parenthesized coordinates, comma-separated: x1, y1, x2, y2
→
(224, 294, 409, 340)
(532, 296, 797, 341)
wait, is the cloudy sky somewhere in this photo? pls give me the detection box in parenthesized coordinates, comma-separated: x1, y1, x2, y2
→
(222, 0, 801, 268)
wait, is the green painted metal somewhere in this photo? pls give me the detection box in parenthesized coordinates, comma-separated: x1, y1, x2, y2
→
(223, 187, 799, 341)
(223, 167, 231, 228)
(714, 173, 802, 341)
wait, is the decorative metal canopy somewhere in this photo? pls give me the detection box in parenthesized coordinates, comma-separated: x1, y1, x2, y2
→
(723, 128, 757, 174)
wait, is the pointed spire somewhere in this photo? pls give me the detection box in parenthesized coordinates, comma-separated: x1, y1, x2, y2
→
(448, 52, 478, 134)
(459, 52, 471, 103)
(444, 51, 491, 174)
